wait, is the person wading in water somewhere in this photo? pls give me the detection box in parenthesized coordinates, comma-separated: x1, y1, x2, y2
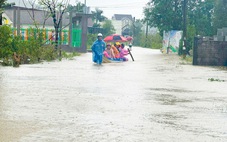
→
(91, 33, 106, 65)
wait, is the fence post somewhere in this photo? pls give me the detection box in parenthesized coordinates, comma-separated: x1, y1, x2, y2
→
(21, 28, 25, 40)
(69, 11, 72, 47)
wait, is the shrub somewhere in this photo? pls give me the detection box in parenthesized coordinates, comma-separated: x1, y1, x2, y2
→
(87, 33, 97, 49)
(139, 33, 162, 49)
(0, 25, 13, 59)
(39, 45, 57, 61)
(0, 26, 60, 66)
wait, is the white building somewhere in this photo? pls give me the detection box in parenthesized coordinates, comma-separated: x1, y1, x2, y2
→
(111, 14, 133, 36)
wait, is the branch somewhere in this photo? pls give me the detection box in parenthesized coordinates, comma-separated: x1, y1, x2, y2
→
(22, 0, 39, 29)
(42, 8, 51, 28)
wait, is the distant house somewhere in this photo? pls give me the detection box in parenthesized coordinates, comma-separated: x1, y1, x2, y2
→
(111, 14, 134, 36)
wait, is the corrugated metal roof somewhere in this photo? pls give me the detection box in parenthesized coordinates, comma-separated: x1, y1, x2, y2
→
(4, 6, 69, 26)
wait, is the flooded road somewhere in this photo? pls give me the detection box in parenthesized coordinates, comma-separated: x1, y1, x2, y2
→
(0, 47, 227, 142)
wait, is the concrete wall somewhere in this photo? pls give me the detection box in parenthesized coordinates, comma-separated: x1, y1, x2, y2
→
(193, 37, 227, 66)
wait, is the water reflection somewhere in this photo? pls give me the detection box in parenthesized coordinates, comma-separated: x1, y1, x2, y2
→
(146, 88, 194, 105)
(150, 112, 187, 128)
(154, 94, 191, 105)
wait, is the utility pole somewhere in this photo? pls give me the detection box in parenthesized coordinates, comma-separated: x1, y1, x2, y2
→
(84, 0, 87, 14)
(182, 0, 187, 50)
(182, 0, 187, 58)
(145, 20, 148, 48)
(132, 17, 135, 38)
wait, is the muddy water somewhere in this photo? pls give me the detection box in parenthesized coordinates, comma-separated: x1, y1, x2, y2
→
(0, 47, 227, 142)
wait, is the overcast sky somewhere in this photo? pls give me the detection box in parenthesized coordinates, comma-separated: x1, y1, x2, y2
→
(7, 0, 149, 19)
(71, 0, 149, 19)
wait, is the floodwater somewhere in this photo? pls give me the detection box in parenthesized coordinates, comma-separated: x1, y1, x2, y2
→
(0, 47, 227, 142)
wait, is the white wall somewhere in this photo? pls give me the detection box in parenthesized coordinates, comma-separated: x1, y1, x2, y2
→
(2, 13, 13, 25)
(112, 20, 122, 35)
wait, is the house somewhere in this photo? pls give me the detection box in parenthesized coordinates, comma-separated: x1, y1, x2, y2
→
(3, 6, 69, 29)
(3, 6, 93, 52)
(111, 14, 134, 36)
(3, 6, 71, 45)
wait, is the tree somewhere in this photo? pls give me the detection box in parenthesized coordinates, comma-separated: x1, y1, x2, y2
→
(0, 0, 5, 6)
(102, 20, 115, 37)
(188, 0, 214, 36)
(213, 0, 227, 33)
(144, 0, 215, 51)
(0, 0, 6, 25)
(66, 2, 85, 13)
(91, 8, 106, 28)
(38, 0, 69, 57)
(0, 25, 12, 59)
(144, 0, 215, 36)
(22, 0, 51, 29)
(0, 0, 6, 11)
(144, 0, 183, 36)
(130, 19, 143, 46)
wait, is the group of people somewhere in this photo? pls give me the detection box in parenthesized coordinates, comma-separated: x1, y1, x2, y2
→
(91, 33, 129, 65)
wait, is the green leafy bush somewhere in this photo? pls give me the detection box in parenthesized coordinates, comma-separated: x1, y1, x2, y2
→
(87, 33, 97, 49)
(0, 25, 13, 59)
(0, 26, 62, 66)
(140, 33, 162, 49)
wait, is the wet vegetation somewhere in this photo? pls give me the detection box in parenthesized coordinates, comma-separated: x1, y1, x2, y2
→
(208, 78, 225, 82)
(179, 56, 193, 65)
(0, 25, 79, 67)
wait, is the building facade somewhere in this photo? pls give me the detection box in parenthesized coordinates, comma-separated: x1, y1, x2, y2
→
(111, 14, 133, 36)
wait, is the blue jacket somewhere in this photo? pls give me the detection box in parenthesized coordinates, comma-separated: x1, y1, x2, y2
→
(91, 39, 106, 55)
(91, 39, 106, 64)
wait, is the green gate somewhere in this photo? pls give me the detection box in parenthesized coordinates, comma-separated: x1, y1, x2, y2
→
(72, 28, 82, 47)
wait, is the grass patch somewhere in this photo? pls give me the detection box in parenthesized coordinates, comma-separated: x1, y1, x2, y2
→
(61, 51, 80, 60)
(208, 78, 225, 82)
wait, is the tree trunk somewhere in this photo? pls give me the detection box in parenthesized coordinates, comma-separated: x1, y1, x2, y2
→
(55, 27, 61, 58)
(0, 14, 2, 25)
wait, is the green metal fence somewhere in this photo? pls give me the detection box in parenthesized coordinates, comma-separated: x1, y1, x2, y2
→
(72, 28, 82, 47)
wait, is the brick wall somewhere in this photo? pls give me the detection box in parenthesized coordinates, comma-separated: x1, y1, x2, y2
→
(193, 37, 227, 66)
